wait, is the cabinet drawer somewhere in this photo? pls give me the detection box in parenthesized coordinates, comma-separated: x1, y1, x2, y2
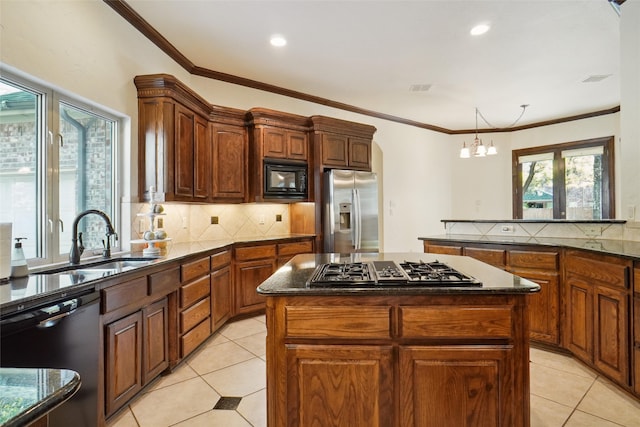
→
(400, 306, 512, 339)
(509, 250, 559, 271)
(565, 254, 630, 289)
(211, 250, 232, 270)
(464, 247, 506, 268)
(148, 267, 180, 296)
(181, 317, 211, 356)
(426, 244, 462, 256)
(181, 257, 210, 282)
(235, 244, 276, 261)
(278, 240, 313, 256)
(180, 297, 211, 333)
(102, 277, 147, 314)
(285, 306, 391, 339)
(180, 275, 210, 308)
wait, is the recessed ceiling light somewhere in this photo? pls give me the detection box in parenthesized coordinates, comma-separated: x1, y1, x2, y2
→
(470, 24, 490, 36)
(270, 35, 287, 47)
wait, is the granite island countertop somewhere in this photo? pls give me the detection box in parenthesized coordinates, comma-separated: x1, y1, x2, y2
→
(257, 252, 540, 296)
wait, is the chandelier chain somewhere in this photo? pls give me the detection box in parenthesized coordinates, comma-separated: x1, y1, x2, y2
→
(476, 104, 529, 130)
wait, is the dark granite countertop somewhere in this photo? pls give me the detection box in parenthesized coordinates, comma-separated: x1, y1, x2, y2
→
(419, 234, 640, 260)
(0, 234, 314, 314)
(257, 252, 540, 296)
(0, 368, 80, 427)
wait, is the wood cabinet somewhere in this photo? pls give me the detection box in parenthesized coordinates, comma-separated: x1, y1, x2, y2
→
(317, 133, 373, 171)
(179, 256, 212, 359)
(565, 249, 631, 385)
(266, 293, 531, 427)
(634, 264, 640, 396)
(424, 240, 560, 346)
(246, 108, 310, 202)
(102, 266, 179, 417)
(277, 239, 314, 267)
(211, 249, 232, 332)
(135, 75, 213, 203)
(210, 106, 248, 202)
(234, 244, 277, 316)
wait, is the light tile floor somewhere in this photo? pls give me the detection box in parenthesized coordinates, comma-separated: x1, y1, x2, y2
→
(108, 315, 640, 427)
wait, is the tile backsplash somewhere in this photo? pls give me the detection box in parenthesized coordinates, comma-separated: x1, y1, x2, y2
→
(128, 202, 292, 245)
(444, 221, 640, 242)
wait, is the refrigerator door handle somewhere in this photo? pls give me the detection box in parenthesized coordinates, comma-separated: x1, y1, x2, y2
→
(353, 188, 361, 250)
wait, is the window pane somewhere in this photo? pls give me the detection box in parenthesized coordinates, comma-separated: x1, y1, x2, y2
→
(565, 153, 602, 220)
(522, 159, 553, 219)
(58, 102, 115, 255)
(0, 81, 40, 259)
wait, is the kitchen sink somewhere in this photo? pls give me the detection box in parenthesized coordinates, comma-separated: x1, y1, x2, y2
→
(34, 257, 159, 275)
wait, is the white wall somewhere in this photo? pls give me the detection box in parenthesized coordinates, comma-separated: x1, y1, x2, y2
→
(1, 0, 453, 252)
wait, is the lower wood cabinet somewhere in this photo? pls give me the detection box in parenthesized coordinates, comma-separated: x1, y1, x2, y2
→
(104, 297, 168, 416)
(266, 294, 531, 427)
(285, 344, 394, 427)
(565, 250, 631, 386)
(211, 265, 232, 330)
(399, 346, 513, 427)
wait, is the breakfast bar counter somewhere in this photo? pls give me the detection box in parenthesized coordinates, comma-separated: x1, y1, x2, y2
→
(258, 253, 539, 427)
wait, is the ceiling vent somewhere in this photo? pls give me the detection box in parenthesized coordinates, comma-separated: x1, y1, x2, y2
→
(409, 84, 432, 92)
(582, 74, 612, 83)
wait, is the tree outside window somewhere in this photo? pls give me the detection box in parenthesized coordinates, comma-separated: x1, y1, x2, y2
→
(513, 137, 614, 220)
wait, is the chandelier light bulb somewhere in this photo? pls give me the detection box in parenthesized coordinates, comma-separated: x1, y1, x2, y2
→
(460, 142, 471, 158)
(487, 140, 497, 155)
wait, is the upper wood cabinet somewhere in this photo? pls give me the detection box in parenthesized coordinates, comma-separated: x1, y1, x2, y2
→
(310, 115, 376, 171)
(135, 75, 215, 203)
(246, 108, 310, 202)
(210, 106, 248, 203)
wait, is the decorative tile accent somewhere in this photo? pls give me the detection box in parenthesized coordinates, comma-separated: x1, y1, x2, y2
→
(213, 396, 242, 410)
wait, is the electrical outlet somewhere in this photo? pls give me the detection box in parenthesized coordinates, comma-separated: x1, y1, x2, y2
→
(182, 216, 188, 229)
(276, 214, 282, 222)
(211, 216, 219, 225)
(501, 225, 514, 233)
(582, 225, 602, 237)
(259, 215, 265, 225)
(157, 218, 163, 228)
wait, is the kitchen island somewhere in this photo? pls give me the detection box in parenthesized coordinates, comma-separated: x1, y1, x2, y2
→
(257, 253, 540, 427)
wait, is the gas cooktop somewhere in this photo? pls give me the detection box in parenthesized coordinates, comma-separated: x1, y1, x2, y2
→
(307, 260, 481, 287)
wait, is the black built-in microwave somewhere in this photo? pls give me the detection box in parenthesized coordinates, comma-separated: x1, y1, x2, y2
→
(263, 160, 308, 199)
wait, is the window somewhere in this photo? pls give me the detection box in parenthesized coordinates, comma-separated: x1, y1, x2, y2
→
(512, 137, 614, 220)
(0, 71, 120, 265)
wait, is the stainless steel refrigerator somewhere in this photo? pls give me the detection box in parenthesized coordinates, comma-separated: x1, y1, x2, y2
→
(324, 169, 379, 253)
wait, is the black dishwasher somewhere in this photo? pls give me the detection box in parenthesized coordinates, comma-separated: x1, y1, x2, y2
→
(1, 289, 100, 427)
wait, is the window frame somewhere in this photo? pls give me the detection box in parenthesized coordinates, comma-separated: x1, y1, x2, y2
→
(0, 69, 122, 266)
(512, 136, 615, 220)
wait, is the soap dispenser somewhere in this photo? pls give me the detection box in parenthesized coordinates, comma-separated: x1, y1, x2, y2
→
(11, 237, 29, 278)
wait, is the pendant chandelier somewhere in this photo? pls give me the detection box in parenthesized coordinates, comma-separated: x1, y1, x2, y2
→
(460, 105, 529, 159)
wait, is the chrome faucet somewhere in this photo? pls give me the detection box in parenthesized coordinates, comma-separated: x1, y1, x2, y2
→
(69, 209, 117, 264)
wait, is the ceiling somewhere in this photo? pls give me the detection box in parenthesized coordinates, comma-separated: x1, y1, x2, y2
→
(123, 0, 621, 132)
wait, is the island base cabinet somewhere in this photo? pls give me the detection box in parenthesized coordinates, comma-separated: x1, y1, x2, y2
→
(285, 345, 394, 427)
(399, 346, 516, 427)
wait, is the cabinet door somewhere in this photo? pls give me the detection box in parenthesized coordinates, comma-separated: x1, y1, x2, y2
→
(105, 311, 143, 416)
(142, 298, 169, 385)
(285, 345, 393, 427)
(211, 124, 246, 201)
(175, 105, 195, 198)
(321, 134, 348, 167)
(594, 285, 629, 385)
(399, 346, 516, 427)
(234, 259, 275, 315)
(263, 127, 287, 159)
(348, 137, 371, 170)
(287, 130, 308, 161)
(211, 266, 232, 330)
(193, 115, 210, 200)
(512, 269, 560, 345)
(565, 275, 593, 363)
